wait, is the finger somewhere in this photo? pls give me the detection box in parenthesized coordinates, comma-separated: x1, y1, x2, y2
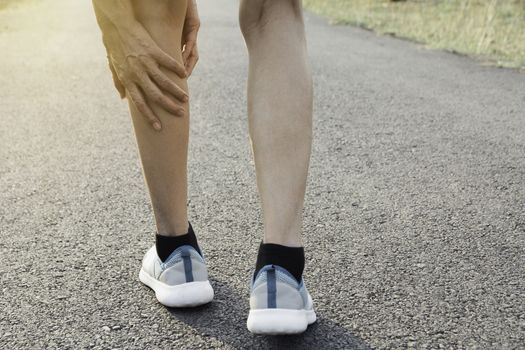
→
(145, 61, 188, 103)
(126, 83, 162, 131)
(136, 72, 185, 117)
(186, 47, 199, 76)
(109, 61, 126, 99)
(153, 48, 187, 79)
(182, 39, 195, 62)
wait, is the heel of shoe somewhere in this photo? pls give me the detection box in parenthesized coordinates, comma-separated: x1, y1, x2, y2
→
(247, 308, 316, 335)
(139, 268, 214, 307)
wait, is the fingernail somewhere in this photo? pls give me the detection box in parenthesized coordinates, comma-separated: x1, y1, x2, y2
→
(183, 95, 189, 102)
(177, 109, 185, 117)
(153, 122, 162, 131)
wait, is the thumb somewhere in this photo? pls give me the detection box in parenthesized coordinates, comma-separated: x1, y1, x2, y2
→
(108, 60, 126, 99)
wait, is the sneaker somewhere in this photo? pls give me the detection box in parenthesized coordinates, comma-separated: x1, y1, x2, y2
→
(139, 245, 214, 307)
(247, 264, 316, 334)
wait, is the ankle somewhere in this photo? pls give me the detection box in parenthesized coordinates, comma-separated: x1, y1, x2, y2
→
(156, 220, 189, 237)
(263, 235, 302, 247)
(263, 221, 303, 247)
(156, 222, 201, 261)
(254, 242, 305, 283)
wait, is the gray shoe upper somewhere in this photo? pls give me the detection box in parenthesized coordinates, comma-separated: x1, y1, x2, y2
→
(250, 265, 313, 311)
(142, 245, 208, 285)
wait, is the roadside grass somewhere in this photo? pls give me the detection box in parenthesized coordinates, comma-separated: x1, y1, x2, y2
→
(303, 0, 525, 69)
(0, 0, 29, 10)
(0, 0, 15, 10)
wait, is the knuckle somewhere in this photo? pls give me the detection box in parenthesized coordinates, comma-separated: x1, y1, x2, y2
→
(153, 94, 164, 104)
(161, 78, 172, 88)
(143, 86, 155, 97)
(137, 71, 148, 81)
(138, 54, 150, 63)
(150, 70, 161, 80)
(133, 68, 146, 79)
(154, 73, 168, 85)
(128, 90, 138, 100)
(134, 99, 145, 109)
(143, 56, 155, 67)
(170, 83, 180, 92)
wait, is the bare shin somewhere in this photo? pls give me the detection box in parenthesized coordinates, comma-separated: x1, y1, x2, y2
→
(240, 0, 313, 246)
(128, 0, 189, 235)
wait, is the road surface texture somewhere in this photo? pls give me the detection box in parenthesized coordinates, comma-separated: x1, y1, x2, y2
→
(1, 0, 524, 349)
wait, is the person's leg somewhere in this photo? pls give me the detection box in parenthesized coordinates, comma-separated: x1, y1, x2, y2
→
(240, 0, 316, 334)
(239, 0, 313, 249)
(132, 0, 214, 307)
(129, 0, 190, 238)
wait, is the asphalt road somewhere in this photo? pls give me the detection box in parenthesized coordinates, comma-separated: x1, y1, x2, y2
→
(1, 0, 524, 349)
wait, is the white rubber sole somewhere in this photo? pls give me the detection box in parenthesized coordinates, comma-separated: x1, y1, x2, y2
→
(247, 308, 317, 335)
(139, 268, 214, 308)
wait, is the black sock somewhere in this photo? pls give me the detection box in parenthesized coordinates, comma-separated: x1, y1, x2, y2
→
(155, 222, 201, 262)
(254, 242, 305, 283)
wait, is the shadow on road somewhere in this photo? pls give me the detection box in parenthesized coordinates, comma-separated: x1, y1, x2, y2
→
(168, 278, 370, 349)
